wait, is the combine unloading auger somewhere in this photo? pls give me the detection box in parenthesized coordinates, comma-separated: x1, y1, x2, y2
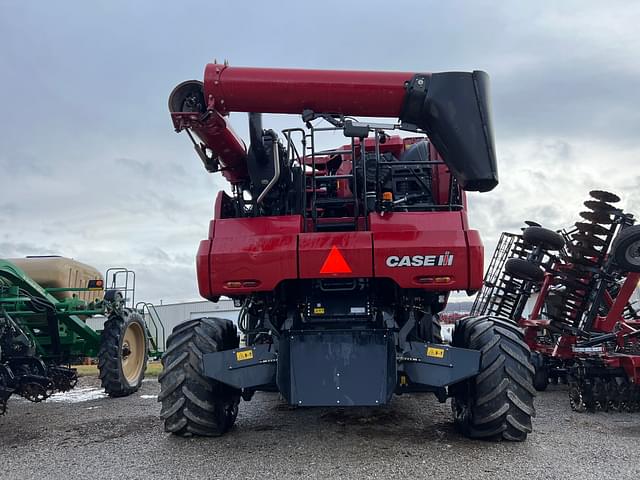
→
(169, 64, 498, 191)
(160, 63, 537, 442)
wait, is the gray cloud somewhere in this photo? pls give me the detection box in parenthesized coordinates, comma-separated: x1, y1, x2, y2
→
(0, 241, 59, 258)
(1, 1, 639, 304)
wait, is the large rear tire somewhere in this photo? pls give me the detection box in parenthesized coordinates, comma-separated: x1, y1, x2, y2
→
(98, 310, 148, 397)
(0, 351, 11, 415)
(533, 365, 549, 392)
(432, 315, 443, 344)
(531, 352, 549, 392)
(612, 225, 640, 273)
(417, 313, 443, 343)
(158, 317, 240, 437)
(450, 315, 536, 441)
(505, 258, 544, 283)
(522, 226, 565, 251)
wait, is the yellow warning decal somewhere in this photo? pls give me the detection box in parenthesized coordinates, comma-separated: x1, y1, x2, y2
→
(427, 347, 445, 358)
(313, 307, 325, 314)
(236, 350, 254, 361)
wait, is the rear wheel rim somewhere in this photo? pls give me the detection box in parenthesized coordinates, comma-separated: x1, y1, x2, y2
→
(122, 322, 145, 384)
(625, 240, 640, 267)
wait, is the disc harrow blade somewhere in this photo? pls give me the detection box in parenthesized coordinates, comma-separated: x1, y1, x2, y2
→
(574, 222, 610, 236)
(580, 211, 615, 224)
(570, 377, 640, 413)
(583, 200, 619, 213)
(589, 190, 621, 203)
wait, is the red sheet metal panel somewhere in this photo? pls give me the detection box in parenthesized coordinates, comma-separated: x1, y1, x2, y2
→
(204, 216, 302, 297)
(196, 239, 213, 298)
(298, 232, 373, 279)
(465, 229, 485, 291)
(370, 212, 476, 290)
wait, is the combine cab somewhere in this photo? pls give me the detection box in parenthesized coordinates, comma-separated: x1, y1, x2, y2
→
(159, 63, 536, 441)
(0, 256, 164, 414)
(473, 191, 640, 411)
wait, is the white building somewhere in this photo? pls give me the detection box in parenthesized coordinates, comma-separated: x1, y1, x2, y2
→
(86, 299, 241, 353)
(148, 299, 241, 351)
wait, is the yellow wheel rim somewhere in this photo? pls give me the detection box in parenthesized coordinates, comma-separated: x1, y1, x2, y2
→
(121, 321, 145, 384)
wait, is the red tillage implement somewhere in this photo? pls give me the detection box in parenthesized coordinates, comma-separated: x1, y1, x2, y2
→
(473, 190, 640, 411)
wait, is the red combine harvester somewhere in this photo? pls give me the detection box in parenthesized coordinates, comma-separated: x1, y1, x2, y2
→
(472, 191, 640, 411)
(159, 63, 536, 441)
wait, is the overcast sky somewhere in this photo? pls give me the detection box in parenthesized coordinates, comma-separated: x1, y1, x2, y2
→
(1, 1, 639, 304)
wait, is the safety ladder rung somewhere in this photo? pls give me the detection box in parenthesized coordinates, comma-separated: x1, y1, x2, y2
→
(315, 175, 353, 181)
(314, 149, 352, 156)
(314, 219, 358, 232)
(315, 197, 356, 206)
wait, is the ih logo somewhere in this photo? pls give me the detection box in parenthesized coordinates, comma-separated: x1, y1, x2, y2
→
(320, 246, 352, 274)
(385, 251, 454, 268)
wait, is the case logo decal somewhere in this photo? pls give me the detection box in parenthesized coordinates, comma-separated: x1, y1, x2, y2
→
(385, 252, 454, 268)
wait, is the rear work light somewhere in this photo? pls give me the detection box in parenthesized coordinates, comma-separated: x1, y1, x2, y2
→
(87, 279, 104, 290)
(415, 276, 453, 284)
(225, 280, 261, 288)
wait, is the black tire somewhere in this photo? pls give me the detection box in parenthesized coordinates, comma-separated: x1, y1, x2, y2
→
(417, 313, 443, 343)
(0, 351, 11, 415)
(533, 365, 549, 392)
(523, 226, 565, 251)
(103, 289, 123, 303)
(431, 315, 443, 343)
(450, 315, 536, 441)
(505, 258, 545, 283)
(612, 225, 640, 273)
(98, 310, 148, 397)
(158, 317, 240, 437)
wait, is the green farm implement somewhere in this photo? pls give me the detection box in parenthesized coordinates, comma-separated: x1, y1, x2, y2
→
(0, 256, 164, 414)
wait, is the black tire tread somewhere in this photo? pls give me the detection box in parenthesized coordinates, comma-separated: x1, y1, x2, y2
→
(612, 225, 640, 273)
(98, 310, 148, 397)
(452, 315, 536, 441)
(523, 226, 565, 251)
(432, 314, 443, 343)
(158, 317, 240, 437)
(533, 364, 549, 392)
(505, 258, 544, 283)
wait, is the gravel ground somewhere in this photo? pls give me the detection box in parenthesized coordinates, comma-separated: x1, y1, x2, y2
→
(1, 377, 639, 480)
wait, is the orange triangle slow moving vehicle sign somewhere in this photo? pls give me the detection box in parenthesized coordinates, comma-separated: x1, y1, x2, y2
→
(320, 245, 352, 274)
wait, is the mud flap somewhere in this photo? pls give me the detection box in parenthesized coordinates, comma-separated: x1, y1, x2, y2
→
(202, 344, 277, 389)
(277, 330, 396, 407)
(399, 342, 480, 387)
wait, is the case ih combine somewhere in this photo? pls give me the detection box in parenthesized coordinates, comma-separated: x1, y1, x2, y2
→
(472, 191, 640, 412)
(159, 63, 537, 441)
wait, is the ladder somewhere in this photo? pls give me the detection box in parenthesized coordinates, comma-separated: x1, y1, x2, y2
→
(306, 126, 362, 232)
(136, 302, 166, 359)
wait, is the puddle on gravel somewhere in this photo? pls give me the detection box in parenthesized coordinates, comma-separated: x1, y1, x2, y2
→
(14, 386, 157, 404)
(47, 387, 108, 403)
